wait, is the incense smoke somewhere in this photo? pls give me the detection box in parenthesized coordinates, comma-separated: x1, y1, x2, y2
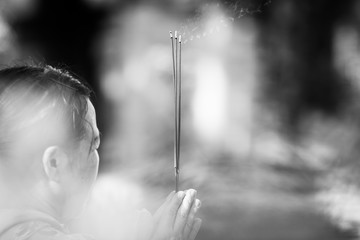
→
(178, 0, 272, 44)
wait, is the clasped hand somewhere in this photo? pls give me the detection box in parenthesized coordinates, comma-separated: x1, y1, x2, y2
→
(137, 189, 202, 240)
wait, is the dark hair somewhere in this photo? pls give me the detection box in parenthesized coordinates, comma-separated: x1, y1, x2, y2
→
(0, 64, 92, 159)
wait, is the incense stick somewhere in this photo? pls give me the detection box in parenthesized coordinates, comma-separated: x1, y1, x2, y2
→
(170, 30, 181, 192)
(170, 31, 176, 96)
(177, 34, 182, 185)
(170, 31, 177, 192)
(175, 31, 179, 192)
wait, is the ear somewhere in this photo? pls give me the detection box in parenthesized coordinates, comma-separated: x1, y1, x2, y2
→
(42, 146, 70, 182)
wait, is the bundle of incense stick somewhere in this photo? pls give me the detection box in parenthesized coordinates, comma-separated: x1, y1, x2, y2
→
(170, 30, 181, 192)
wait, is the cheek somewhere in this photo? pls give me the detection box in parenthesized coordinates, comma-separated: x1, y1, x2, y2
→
(74, 150, 99, 189)
(88, 150, 99, 182)
(83, 151, 99, 183)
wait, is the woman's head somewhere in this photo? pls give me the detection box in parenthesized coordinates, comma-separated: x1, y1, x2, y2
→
(0, 64, 100, 220)
(0, 65, 91, 156)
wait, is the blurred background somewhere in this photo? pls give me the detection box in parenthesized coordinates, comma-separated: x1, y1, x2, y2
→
(2, 0, 360, 239)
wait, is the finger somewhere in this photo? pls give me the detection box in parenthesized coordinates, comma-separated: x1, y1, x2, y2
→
(183, 199, 201, 240)
(136, 209, 154, 240)
(154, 191, 185, 238)
(188, 218, 202, 240)
(154, 191, 176, 220)
(173, 189, 197, 234)
(161, 191, 186, 229)
(153, 191, 176, 237)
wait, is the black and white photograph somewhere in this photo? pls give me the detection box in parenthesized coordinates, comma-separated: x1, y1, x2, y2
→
(0, 0, 359, 239)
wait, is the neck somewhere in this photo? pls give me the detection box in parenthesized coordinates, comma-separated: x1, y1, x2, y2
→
(0, 180, 65, 223)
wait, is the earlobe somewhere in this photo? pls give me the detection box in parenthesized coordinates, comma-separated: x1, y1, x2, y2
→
(42, 146, 68, 182)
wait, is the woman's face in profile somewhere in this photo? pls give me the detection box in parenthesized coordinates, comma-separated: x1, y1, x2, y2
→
(63, 100, 100, 216)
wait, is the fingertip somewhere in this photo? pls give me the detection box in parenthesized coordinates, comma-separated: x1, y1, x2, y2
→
(177, 191, 186, 199)
(187, 188, 197, 194)
(191, 189, 197, 198)
(195, 199, 201, 208)
(167, 191, 176, 200)
(185, 189, 197, 201)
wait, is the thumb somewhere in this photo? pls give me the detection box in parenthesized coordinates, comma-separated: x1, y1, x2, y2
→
(136, 208, 154, 240)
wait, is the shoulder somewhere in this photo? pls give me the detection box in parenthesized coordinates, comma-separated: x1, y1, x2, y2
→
(1, 221, 95, 240)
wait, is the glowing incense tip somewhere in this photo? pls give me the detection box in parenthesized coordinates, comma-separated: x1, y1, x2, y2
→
(175, 31, 178, 39)
(179, 35, 182, 43)
(170, 31, 173, 38)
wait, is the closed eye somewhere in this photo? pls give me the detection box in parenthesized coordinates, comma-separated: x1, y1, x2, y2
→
(89, 135, 100, 154)
(93, 136, 100, 150)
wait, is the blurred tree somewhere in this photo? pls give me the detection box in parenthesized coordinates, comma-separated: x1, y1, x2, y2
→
(255, 1, 360, 235)
(256, 0, 352, 136)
